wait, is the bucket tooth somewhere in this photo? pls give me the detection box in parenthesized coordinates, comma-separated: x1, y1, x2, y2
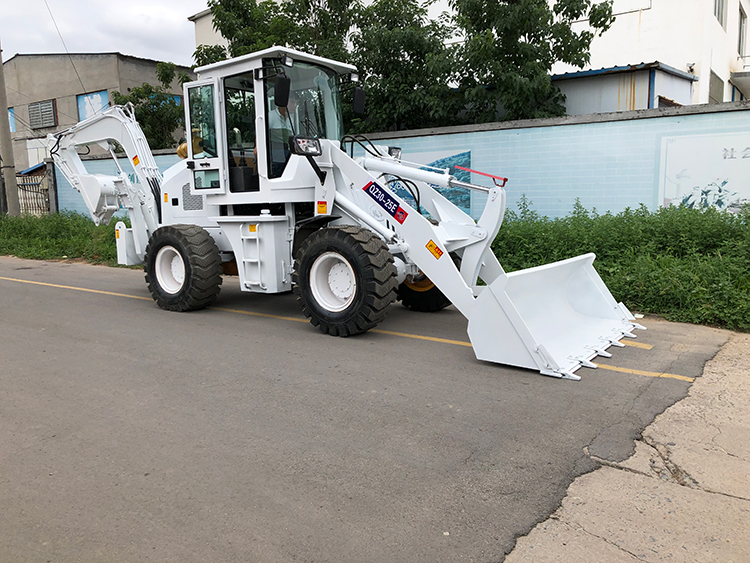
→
(586, 346, 613, 358)
(560, 371, 582, 381)
(579, 359, 598, 369)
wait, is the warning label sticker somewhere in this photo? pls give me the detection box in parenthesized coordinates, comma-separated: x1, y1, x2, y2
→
(426, 240, 444, 260)
(363, 181, 408, 224)
(317, 201, 328, 214)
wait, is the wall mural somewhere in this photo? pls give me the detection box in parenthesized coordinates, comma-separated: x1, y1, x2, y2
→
(660, 132, 750, 212)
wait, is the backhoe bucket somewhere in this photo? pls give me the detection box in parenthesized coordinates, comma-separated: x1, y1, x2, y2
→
(467, 253, 642, 380)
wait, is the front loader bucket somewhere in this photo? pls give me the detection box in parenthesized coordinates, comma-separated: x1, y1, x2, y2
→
(467, 253, 642, 380)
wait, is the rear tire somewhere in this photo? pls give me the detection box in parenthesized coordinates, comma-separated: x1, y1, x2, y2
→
(144, 224, 222, 311)
(293, 225, 398, 336)
(397, 275, 451, 312)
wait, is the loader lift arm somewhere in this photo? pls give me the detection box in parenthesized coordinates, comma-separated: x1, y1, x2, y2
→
(327, 144, 644, 380)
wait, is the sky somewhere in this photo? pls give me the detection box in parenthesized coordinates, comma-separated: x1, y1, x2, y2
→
(1, 0, 210, 68)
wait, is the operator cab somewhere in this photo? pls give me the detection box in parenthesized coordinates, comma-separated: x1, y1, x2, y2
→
(181, 47, 360, 200)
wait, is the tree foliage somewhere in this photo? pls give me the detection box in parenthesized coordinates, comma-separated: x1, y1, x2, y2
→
(450, 0, 614, 122)
(350, 0, 461, 132)
(194, 0, 615, 130)
(112, 63, 190, 149)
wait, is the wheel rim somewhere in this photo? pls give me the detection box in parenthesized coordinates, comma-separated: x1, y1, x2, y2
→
(309, 252, 357, 312)
(155, 245, 186, 294)
(404, 272, 435, 292)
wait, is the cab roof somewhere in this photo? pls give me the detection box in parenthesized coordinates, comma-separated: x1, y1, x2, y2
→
(194, 46, 357, 79)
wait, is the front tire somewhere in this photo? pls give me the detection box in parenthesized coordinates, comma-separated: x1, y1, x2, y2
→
(293, 225, 398, 336)
(144, 225, 222, 311)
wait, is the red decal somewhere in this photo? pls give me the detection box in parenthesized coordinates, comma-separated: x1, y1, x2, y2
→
(394, 207, 408, 224)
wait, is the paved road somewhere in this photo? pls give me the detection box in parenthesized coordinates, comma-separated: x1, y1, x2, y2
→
(0, 257, 729, 562)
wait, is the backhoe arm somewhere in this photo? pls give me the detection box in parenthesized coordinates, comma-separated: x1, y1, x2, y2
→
(47, 104, 162, 262)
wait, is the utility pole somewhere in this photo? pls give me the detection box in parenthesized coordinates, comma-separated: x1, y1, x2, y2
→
(0, 38, 20, 216)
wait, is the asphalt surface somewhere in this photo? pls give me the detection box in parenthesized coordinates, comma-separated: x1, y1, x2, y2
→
(0, 256, 729, 562)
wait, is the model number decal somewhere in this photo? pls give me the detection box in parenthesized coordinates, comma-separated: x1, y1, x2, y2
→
(363, 182, 408, 224)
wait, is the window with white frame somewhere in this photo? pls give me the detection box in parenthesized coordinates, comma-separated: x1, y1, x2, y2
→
(715, 0, 727, 28)
(740, 6, 747, 55)
(28, 99, 57, 129)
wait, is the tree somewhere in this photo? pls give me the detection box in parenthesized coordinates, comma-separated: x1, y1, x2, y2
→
(193, 44, 229, 67)
(450, 0, 615, 121)
(350, 0, 462, 132)
(206, 0, 303, 58)
(198, 0, 614, 130)
(112, 63, 190, 149)
(282, 0, 358, 62)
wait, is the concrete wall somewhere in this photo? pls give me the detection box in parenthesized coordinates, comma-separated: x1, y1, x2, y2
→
(362, 102, 750, 219)
(54, 104, 750, 225)
(552, 0, 750, 103)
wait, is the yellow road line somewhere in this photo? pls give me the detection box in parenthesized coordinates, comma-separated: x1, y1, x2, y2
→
(596, 363, 693, 382)
(372, 328, 473, 347)
(621, 340, 654, 350)
(1, 275, 687, 381)
(0, 276, 152, 301)
(213, 307, 308, 323)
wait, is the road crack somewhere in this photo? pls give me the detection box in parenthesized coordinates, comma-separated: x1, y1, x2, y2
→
(565, 519, 644, 560)
(585, 438, 750, 502)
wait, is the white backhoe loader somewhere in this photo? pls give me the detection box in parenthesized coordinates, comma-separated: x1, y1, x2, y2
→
(48, 46, 643, 380)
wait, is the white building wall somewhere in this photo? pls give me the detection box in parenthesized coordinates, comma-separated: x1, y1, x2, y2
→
(190, 9, 229, 50)
(552, 0, 750, 103)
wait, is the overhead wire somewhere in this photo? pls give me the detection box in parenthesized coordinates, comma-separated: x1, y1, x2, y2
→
(43, 0, 99, 118)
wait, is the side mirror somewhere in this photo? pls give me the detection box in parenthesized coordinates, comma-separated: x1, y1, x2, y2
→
(275, 73, 291, 107)
(353, 86, 365, 116)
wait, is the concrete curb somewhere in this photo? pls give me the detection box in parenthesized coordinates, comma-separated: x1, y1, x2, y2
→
(505, 332, 750, 562)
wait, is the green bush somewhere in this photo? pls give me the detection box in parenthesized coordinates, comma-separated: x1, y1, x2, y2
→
(493, 198, 750, 331)
(0, 212, 120, 264)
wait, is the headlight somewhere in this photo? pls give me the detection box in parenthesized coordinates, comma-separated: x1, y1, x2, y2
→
(289, 136, 322, 156)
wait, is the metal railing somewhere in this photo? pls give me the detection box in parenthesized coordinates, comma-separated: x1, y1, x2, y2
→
(16, 174, 50, 216)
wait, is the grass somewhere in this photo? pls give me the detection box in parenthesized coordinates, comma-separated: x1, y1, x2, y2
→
(2, 202, 749, 331)
(0, 212, 120, 265)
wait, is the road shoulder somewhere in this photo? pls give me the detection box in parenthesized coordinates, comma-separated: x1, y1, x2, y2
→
(505, 331, 750, 562)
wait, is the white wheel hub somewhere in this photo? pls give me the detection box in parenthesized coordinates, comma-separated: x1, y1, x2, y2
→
(310, 252, 356, 312)
(155, 245, 186, 294)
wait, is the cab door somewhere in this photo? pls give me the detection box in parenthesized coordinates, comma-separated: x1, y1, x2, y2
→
(184, 78, 227, 195)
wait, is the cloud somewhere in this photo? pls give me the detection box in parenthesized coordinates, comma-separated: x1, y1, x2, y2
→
(2, 0, 208, 67)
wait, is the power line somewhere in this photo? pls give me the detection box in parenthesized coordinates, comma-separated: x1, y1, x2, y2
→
(43, 0, 98, 117)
